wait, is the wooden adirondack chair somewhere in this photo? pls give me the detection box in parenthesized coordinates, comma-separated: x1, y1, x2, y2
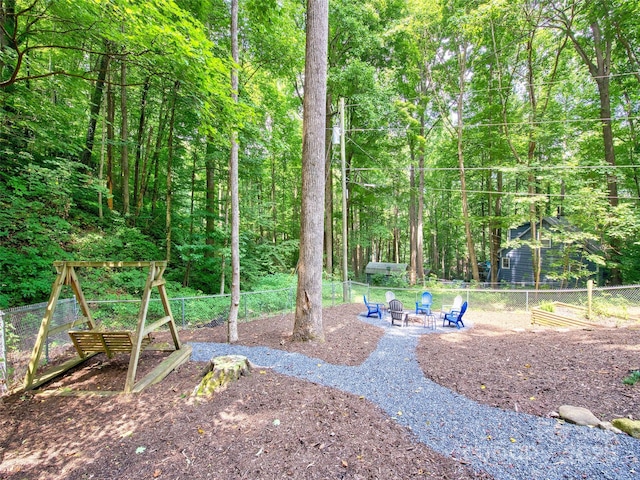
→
(388, 299, 409, 327)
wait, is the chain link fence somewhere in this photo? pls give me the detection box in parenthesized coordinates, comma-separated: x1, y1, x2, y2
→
(354, 283, 640, 317)
(2, 282, 639, 395)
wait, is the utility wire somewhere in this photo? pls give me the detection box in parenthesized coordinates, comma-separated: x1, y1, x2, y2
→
(343, 114, 640, 133)
(351, 164, 640, 172)
(393, 70, 640, 101)
(426, 187, 640, 201)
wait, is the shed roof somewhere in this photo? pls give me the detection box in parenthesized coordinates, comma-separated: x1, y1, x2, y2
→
(365, 262, 408, 275)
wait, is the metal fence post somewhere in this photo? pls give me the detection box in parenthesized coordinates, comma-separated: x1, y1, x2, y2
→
(289, 287, 294, 311)
(526, 291, 529, 311)
(0, 310, 6, 395)
(587, 280, 593, 319)
(181, 298, 186, 328)
(331, 281, 335, 307)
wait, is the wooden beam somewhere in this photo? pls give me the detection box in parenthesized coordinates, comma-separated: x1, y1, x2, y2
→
(130, 345, 192, 394)
(35, 388, 121, 397)
(30, 260, 185, 395)
(24, 354, 97, 391)
(53, 261, 166, 268)
(48, 317, 91, 336)
(142, 316, 172, 337)
(24, 263, 68, 390)
(125, 262, 156, 392)
(531, 307, 601, 328)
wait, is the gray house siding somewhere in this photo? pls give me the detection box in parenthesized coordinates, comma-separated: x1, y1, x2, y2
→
(498, 244, 566, 285)
(497, 217, 600, 286)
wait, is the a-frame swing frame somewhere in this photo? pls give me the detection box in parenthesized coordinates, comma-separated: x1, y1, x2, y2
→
(23, 261, 192, 394)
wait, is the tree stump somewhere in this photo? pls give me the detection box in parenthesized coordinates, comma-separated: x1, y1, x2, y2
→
(193, 355, 251, 396)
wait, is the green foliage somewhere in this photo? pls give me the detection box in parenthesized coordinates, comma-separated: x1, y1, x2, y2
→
(539, 302, 555, 313)
(623, 370, 640, 386)
(70, 224, 164, 263)
(3, 0, 640, 312)
(369, 272, 409, 288)
(3, 323, 21, 353)
(252, 273, 296, 291)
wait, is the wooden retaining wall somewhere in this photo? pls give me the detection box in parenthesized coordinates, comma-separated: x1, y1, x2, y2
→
(531, 302, 602, 329)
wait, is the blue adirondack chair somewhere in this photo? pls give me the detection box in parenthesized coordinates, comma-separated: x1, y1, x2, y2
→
(363, 295, 384, 319)
(443, 301, 467, 329)
(415, 291, 433, 315)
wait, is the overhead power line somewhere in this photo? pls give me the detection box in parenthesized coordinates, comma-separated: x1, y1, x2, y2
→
(344, 114, 640, 133)
(351, 164, 640, 172)
(426, 187, 640, 201)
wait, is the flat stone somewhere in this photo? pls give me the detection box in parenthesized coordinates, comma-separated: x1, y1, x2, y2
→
(598, 421, 624, 435)
(558, 405, 601, 427)
(611, 418, 640, 439)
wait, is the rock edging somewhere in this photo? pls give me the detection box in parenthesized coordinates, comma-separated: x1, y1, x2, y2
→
(557, 404, 640, 438)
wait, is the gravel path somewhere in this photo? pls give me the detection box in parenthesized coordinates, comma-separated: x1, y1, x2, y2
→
(190, 315, 640, 479)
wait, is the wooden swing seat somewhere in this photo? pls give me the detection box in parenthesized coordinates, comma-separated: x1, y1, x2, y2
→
(68, 330, 152, 359)
(23, 261, 191, 395)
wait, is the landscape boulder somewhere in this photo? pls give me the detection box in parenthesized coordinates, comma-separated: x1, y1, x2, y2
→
(558, 405, 601, 427)
(611, 418, 640, 439)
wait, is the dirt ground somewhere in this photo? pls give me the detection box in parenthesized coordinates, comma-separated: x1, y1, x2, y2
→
(1, 303, 639, 479)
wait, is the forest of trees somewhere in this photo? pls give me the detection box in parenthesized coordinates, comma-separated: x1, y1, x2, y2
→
(2, 0, 640, 309)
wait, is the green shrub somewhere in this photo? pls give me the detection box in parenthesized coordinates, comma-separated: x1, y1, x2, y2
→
(623, 370, 640, 386)
(539, 301, 555, 312)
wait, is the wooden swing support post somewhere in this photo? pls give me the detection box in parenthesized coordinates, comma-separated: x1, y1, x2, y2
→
(22, 261, 192, 394)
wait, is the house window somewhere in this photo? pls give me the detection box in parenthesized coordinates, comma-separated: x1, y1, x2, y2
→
(541, 238, 551, 248)
(501, 257, 510, 270)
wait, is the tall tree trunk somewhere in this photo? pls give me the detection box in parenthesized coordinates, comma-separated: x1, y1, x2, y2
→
(293, 0, 328, 342)
(98, 117, 106, 219)
(135, 125, 153, 216)
(106, 70, 115, 211)
(456, 44, 480, 282)
(324, 94, 334, 276)
(220, 186, 228, 295)
(490, 171, 502, 285)
(165, 81, 179, 262)
(81, 48, 110, 167)
(526, 32, 541, 289)
(183, 149, 198, 287)
(560, 13, 621, 283)
(622, 92, 640, 199)
(228, 0, 240, 343)
(271, 155, 277, 243)
(133, 76, 150, 213)
(409, 163, 417, 285)
(416, 118, 425, 283)
(205, 140, 217, 255)
(150, 96, 168, 216)
(120, 57, 130, 216)
(0, 0, 19, 87)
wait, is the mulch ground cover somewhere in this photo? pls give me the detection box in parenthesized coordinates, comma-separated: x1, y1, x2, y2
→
(1, 303, 639, 479)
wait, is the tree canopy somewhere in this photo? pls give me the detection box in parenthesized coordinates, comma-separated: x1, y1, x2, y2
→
(2, 0, 640, 309)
